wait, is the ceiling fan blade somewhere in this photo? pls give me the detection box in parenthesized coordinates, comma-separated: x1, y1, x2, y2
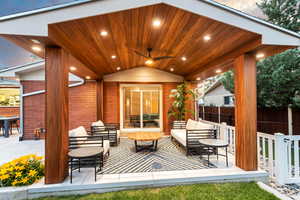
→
(133, 50, 149, 58)
(153, 56, 175, 61)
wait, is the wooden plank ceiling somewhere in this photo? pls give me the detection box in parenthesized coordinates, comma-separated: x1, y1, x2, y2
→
(1, 3, 293, 80)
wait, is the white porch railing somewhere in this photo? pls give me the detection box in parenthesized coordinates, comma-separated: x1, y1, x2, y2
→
(200, 119, 300, 185)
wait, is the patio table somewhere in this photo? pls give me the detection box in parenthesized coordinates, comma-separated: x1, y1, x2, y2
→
(68, 147, 104, 183)
(127, 132, 162, 152)
(198, 139, 229, 167)
(0, 116, 19, 138)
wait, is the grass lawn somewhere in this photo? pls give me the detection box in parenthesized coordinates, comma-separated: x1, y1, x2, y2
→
(35, 182, 279, 200)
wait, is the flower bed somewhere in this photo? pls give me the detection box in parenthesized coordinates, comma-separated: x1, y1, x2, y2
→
(0, 154, 44, 187)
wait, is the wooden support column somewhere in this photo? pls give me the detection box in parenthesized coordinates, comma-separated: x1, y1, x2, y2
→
(45, 46, 69, 184)
(234, 53, 257, 171)
(96, 79, 104, 121)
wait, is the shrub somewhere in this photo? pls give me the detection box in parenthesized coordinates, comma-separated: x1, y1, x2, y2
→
(0, 154, 44, 187)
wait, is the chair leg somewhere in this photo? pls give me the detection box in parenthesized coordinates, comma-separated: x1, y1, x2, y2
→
(15, 122, 19, 134)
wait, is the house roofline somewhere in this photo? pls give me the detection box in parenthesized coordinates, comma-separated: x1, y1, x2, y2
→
(0, 0, 96, 21)
(0, 0, 299, 39)
(203, 0, 300, 39)
(0, 60, 44, 74)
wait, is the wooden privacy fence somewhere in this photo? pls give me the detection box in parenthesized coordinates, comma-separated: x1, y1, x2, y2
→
(199, 106, 300, 135)
(201, 119, 300, 185)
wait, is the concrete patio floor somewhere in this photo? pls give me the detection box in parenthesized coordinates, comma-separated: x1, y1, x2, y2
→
(0, 134, 268, 199)
(0, 133, 44, 165)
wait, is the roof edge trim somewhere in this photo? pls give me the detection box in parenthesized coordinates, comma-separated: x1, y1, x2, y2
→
(0, 61, 45, 73)
(200, 0, 300, 39)
(0, 0, 97, 21)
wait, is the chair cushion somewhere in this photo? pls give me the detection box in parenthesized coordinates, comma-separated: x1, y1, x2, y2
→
(171, 129, 186, 146)
(69, 126, 88, 137)
(103, 140, 110, 155)
(186, 119, 214, 130)
(92, 120, 105, 127)
(186, 119, 195, 130)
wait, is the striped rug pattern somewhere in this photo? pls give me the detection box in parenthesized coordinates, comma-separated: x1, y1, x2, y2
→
(102, 137, 213, 174)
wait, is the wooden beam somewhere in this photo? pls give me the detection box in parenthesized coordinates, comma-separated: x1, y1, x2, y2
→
(234, 53, 257, 171)
(45, 46, 69, 184)
(96, 79, 104, 121)
(185, 37, 261, 80)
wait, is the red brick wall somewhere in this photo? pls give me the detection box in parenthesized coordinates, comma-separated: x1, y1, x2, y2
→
(163, 83, 180, 134)
(22, 80, 181, 139)
(22, 81, 97, 140)
(0, 107, 19, 117)
(103, 82, 120, 124)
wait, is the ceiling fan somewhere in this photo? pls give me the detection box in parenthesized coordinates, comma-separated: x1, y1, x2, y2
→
(133, 48, 175, 65)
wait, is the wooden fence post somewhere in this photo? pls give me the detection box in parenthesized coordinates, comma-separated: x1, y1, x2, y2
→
(275, 133, 289, 185)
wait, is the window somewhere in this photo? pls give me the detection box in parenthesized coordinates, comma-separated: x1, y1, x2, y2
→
(224, 96, 233, 105)
(0, 88, 20, 107)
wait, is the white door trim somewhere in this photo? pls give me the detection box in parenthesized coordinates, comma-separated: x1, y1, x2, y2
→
(120, 84, 163, 132)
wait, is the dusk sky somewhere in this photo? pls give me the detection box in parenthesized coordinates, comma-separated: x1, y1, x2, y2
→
(0, 0, 262, 69)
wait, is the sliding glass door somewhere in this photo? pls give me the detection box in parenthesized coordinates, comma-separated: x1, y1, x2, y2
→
(121, 85, 162, 131)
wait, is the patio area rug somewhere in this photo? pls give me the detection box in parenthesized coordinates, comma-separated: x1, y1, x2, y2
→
(102, 137, 214, 174)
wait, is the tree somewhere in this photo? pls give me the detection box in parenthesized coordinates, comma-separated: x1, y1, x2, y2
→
(257, 0, 300, 32)
(221, 49, 300, 108)
(220, 0, 300, 108)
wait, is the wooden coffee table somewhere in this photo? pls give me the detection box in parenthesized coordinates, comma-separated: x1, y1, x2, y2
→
(127, 132, 162, 152)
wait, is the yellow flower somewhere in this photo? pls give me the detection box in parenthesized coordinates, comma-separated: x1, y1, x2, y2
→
(15, 172, 22, 178)
(7, 167, 14, 172)
(20, 160, 27, 165)
(28, 170, 37, 177)
(12, 180, 18, 186)
(36, 156, 43, 160)
(0, 168, 7, 175)
(21, 177, 28, 184)
(0, 174, 9, 180)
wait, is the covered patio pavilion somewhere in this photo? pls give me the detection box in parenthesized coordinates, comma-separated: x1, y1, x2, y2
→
(0, 0, 299, 185)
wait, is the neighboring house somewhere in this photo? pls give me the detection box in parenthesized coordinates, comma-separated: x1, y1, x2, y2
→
(0, 61, 187, 140)
(203, 81, 234, 107)
(0, 78, 20, 118)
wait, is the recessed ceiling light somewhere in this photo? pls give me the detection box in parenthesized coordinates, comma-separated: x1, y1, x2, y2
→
(256, 53, 265, 59)
(116, 67, 121, 71)
(216, 69, 222, 73)
(100, 30, 108, 37)
(70, 66, 77, 71)
(31, 39, 40, 44)
(152, 19, 161, 27)
(196, 77, 201, 81)
(170, 68, 174, 72)
(111, 55, 117, 59)
(145, 59, 154, 65)
(32, 46, 42, 52)
(204, 35, 211, 41)
(181, 56, 187, 61)
(85, 76, 91, 80)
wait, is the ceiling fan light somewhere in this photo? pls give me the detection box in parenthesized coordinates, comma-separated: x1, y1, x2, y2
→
(145, 59, 154, 65)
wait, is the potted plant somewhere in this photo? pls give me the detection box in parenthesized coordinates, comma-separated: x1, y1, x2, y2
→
(168, 82, 198, 121)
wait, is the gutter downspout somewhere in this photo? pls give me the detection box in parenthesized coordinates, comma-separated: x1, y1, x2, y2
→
(19, 84, 24, 141)
(19, 78, 85, 140)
